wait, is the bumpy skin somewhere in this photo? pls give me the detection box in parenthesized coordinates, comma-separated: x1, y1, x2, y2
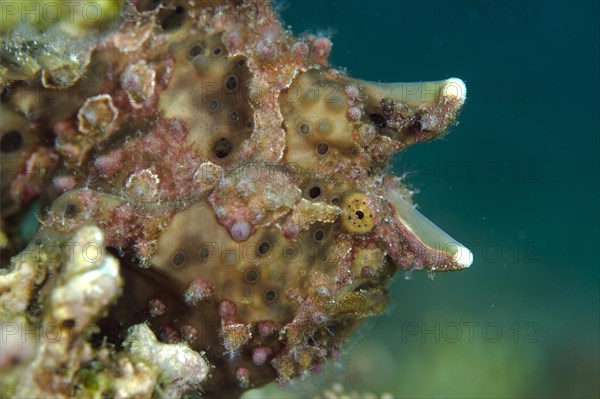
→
(1, 1, 469, 397)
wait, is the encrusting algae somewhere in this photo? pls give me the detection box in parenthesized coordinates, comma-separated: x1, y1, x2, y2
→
(0, 1, 472, 398)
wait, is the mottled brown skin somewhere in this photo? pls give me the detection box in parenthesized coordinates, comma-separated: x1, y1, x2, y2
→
(0, 1, 466, 397)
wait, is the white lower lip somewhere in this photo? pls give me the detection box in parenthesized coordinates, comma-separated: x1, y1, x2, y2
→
(385, 186, 473, 269)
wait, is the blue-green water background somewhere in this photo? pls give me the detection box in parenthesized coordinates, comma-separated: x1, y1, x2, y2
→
(254, 1, 600, 397)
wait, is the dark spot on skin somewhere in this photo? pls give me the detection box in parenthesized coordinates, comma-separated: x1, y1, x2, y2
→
(136, 0, 161, 11)
(369, 113, 387, 128)
(225, 75, 238, 91)
(355, 210, 364, 219)
(285, 247, 296, 257)
(64, 203, 78, 218)
(330, 197, 339, 205)
(243, 288, 252, 297)
(188, 43, 203, 58)
(230, 111, 239, 121)
(61, 319, 76, 328)
(160, 6, 186, 31)
(176, 306, 188, 318)
(213, 138, 232, 158)
(199, 245, 210, 262)
(212, 47, 223, 57)
(317, 143, 329, 155)
(265, 290, 277, 302)
(208, 99, 219, 112)
(237, 58, 246, 67)
(299, 123, 310, 134)
(245, 269, 259, 283)
(172, 252, 185, 267)
(1, 130, 23, 153)
(258, 241, 271, 256)
(308, 186, 321, 199)
(314, 229, 324, 241)
(1, 88, 9, 104)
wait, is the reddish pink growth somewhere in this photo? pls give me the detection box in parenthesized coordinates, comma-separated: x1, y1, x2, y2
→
(257, 39, 277, 61)
(281, 222, 300, 239)
(291, 41, 309, 60)
(181, 324, 199, 343)
(257, 320, 278, 337)
(330, 348, 342, 360)
(347, 106, 362, 121)
(235, 367, 251, 389)
(252, 346, 273, 366)
(230, 220, 251, 242)
(219, 299, 237, 319)
(312, 312, 328, 324)
(53, 176, 77, 193)
(53, 120, 78, 140)
(345, 84, 360, 101)
(77, 188, 97, 205)
(311, 363, 324, 373)
(166, 118, 187, 143)
(94, 151, 123, 179)
(185, 278, 213, 305)
(135, 240, 156, 260)
(12, 148, 59, 202)
(361, 266, 374, 277)
(159, 324, 181, 343)
(111, 204, 135, 226)
(148, 298, 167, 317)
(311, 37, 332, 64)
(225, 31, 243, 53)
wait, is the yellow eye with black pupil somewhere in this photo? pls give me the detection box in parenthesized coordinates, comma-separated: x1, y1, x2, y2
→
(340, 192, 375, 234)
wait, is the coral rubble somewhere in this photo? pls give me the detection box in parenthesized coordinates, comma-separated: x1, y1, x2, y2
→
(0, 1, 471, 398)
